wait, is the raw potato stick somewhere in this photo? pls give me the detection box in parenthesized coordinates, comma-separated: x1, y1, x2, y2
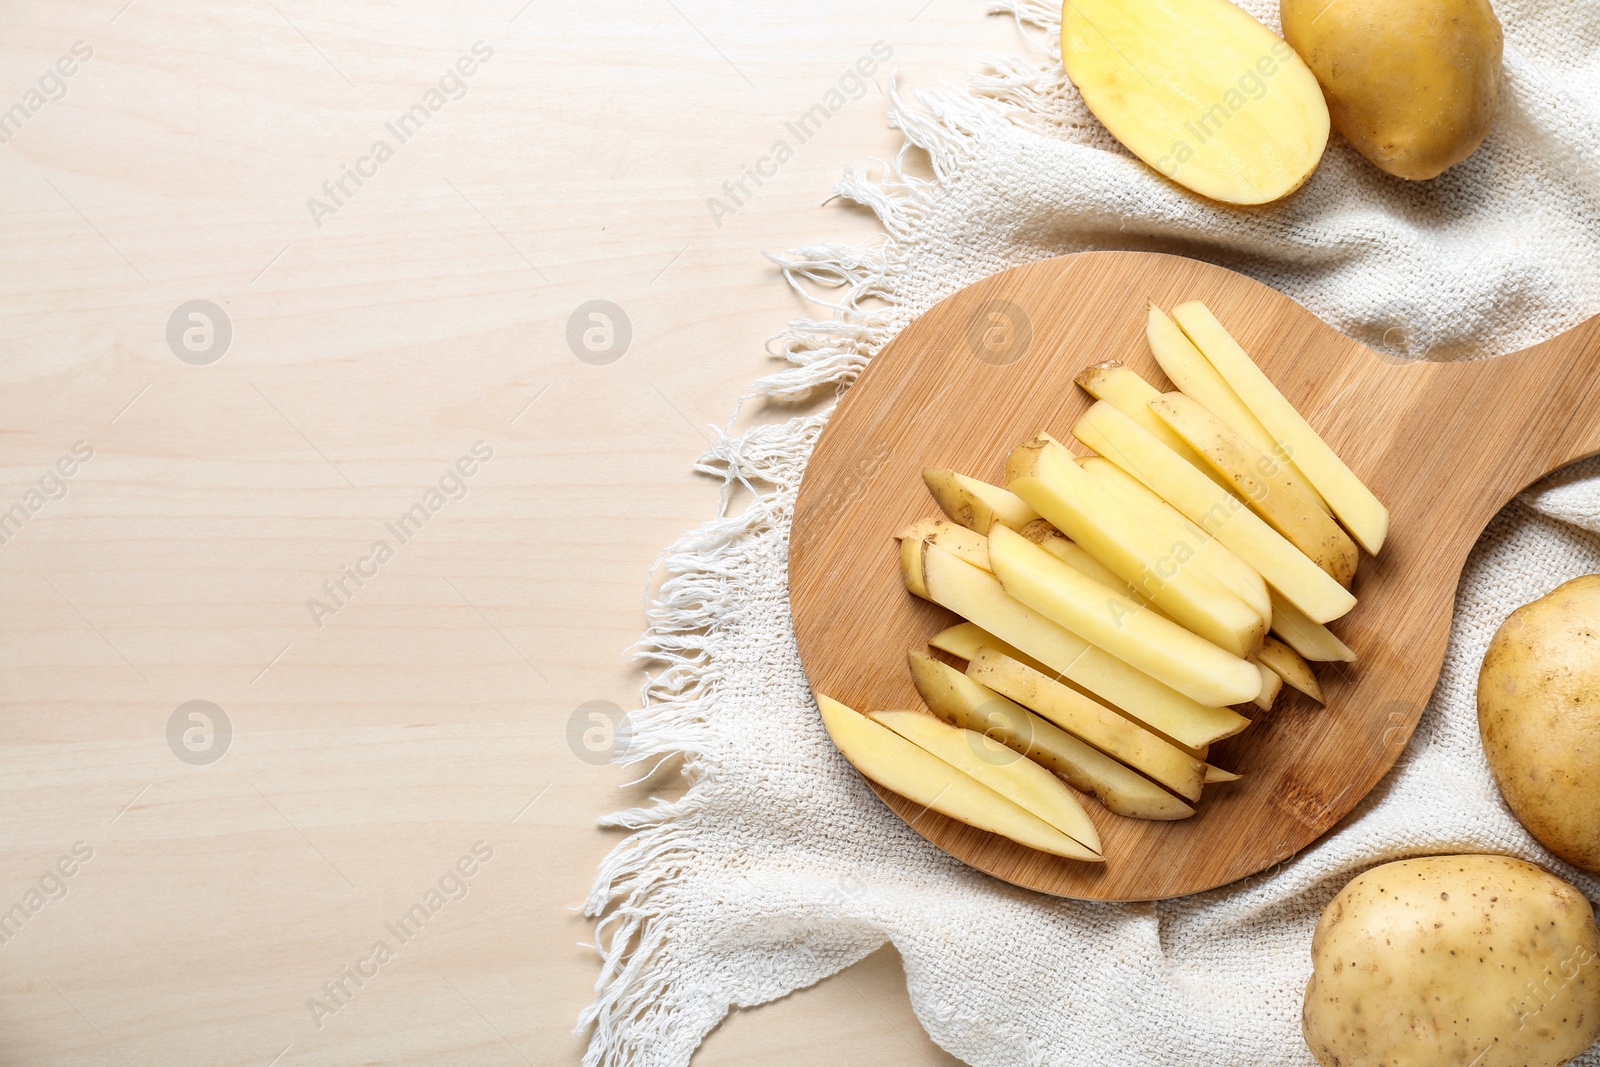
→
(1150, 391, 1358, 587)
(1072, 400, 1357, 623)
(1075, 360, 1237, 493)
(919, 543, 1250, 748)
(896, 519, 990, 571)
(1006, 434, 1267, 657)
(816, 693, 1100, 860)
(1257, 634, 1324, 702)
(1079, 455, 1271, 621)
(923, 469, 1040, 534)
(907, 651, 1194, 820)
(967, 648, 1207, 801)
(1171, 300, 1389, 554)
(1250, 658, 1282, 710)
(869, 709, 1102, 853)
(1269, 590, 1355, 663)
(988, 524, 1262, 707)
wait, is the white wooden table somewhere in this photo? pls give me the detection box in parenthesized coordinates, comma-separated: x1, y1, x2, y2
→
(0, 1, 1022, 1063)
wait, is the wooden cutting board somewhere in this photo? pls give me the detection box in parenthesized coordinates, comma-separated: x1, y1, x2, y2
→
(788, 250, 1600, 901)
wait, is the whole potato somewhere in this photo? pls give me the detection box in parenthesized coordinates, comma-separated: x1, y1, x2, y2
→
(1304, 855, 1600, 1067)
(1280, 0, 1502, 180)
(1479, 576, 1600, 871)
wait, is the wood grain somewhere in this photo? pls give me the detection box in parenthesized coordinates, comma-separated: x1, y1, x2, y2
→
(789, 251, 1600, 902)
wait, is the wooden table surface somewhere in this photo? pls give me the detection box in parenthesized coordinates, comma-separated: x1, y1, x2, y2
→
(0, 1, 1024, 1064)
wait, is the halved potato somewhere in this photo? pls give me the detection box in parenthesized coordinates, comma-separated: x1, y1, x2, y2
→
(921, 543, 1250, 747)
(1170, 301, 1388, 554)
(869, 708, 1102, 853)
(1072, 401, 1356, 623)
(816, 693, 1101, 860)
(988, 523, 1261, 707)
(1006, 434, 1267, 657)
(1257, 634, 1324, 701)
(1269, 590, 1355, 663)
(923, 469, 1039, 534)
(1079, 455, 1271, 622)
(907, 651, 1194, 820)
(1150, 391, 1358, 587)
(1060, 0, 1329, 205)
(968, 648, 1207, 801)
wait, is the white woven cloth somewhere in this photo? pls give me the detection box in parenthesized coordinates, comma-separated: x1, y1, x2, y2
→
(581, 2, 1600, 1063)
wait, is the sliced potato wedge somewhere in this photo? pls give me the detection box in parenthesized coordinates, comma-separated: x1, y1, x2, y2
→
(1268, 590, 1355, 663)
(1205, 764, 1241, 784)
(900, 536, 930, 599)
(1170, 301, 1388, 554)
(1006, 434, 1266, 657)
(1079, 455, 1271, 622)
(923, 469, 1040, 534)
(816, 693, 1101, 860)
(1150, 391, 1358, 587)
(907, 651, 1194, 820)
(1250, 658, 1282, 711)
(967, 648, 1207, 801)
(896, 518, 990, 571)
(869, 709, 1101, 853)
(1072, 400, 1356, 623)
(1075, 359, 1234, 492)
(929, 621, 1054, 677)
(921, 543, 1250, 747)
(989, 524, 1261, 707)
(1256, 634, 1324, 702)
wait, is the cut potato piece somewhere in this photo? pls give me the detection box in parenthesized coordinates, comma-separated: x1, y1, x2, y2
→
(968, 648, 1207, 801)
(1147, 306, 1322, 502)
(1075, 360, 1234, 492)
(1006, 435, 1266, 657)
(989, 524, 1261, 707)
(816, 693, 1102, 860)
(921, 544, 1250, 747)
(896, 518, 990, 572)
(907, 652, 1194, 820)
(1250, 658, 1282, 711)
(1257, 634, 1324, 702)
(1170, 301, 1389, 554)
(1269, 590, 1355, 663)
(929, 621, 1054, 678)
(900, 536, 930, 599)
(923, 469, 1040, 534)
(1072, 401, 1357, 623)
(1059, 0, 1329, 205)
(1150, 391, 1358, 587)
(869, 709, 1102, 853)
(1205, 763, 1241, 784)
(1079, 456, 1271, 622)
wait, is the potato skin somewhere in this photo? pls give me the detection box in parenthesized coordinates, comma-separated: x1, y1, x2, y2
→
(1304, 855, 1600, 1067)
(1280, 0, 1502, 180)
(1479, 576, 1600, 871)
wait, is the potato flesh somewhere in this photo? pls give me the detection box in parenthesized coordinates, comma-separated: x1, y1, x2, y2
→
(921, 543, 1248, 747)
(929, 621, 1054, 677)
(1304, 855, 1600, 1067)
(1075, 360, 1236, 493)
(1073, 401, 1356, 623)
(1171, 301, 1389, 554)
(1257, 634, 1323, 701)
(922, 468, 1039, 534)
(1060, 0, 1329, 205)
(1150, 391, 1358, 587)
(1268, 590, 1355, 663)
(1006, 435, 1267, 656)
(1079, 455, 1271, 621)
(968, 648, 1206, 801)
(869, 708, 1102, 853)
(816, 693, 1101, 860)
(1249, 658, 1281, 711)
(989, 523, 1261, 707)
(1147, 306, 1323, 502)
(897, 518, 990, 571)
(907, 651, 1194, 820)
